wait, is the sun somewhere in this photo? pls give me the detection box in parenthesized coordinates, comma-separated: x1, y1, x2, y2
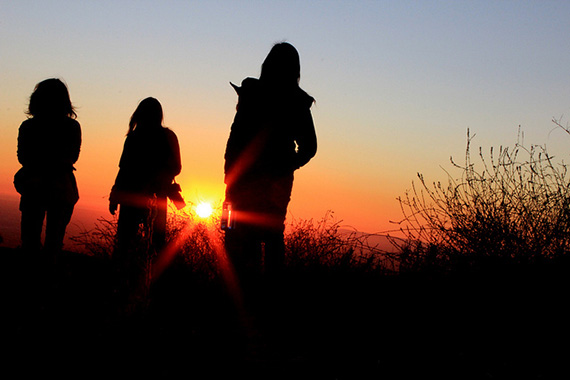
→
(195, 202, 214, 219)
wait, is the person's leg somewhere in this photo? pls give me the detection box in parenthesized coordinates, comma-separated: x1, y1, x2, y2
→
(44, 203, 74, 253)
(114, 204, 151, 316)
(152, 196, 168, 253)
(115, 205, 145, 285)
(20, 205, 45, 253)
(263, 174, 293, 276)
(263, 230, 285, 276)
(116, 205, 146, 257)
(225, 227, 261, 278)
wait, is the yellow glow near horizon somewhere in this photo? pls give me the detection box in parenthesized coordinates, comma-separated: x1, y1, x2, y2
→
(196, 202, 214, 219)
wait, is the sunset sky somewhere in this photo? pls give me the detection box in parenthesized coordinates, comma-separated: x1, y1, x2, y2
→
(2, 1, 570, 235)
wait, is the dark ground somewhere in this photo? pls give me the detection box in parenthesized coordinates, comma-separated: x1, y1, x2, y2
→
(1, 246, 568, 379)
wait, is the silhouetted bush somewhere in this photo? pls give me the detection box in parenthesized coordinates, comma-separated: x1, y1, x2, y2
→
(285, 211, 398, 274)
(71, 206, 397, 279)
(70, 216, 118, 258)
(395, 129, 570, 273)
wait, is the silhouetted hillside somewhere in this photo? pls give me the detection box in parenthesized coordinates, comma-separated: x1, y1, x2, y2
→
(1, 245, 568, 378)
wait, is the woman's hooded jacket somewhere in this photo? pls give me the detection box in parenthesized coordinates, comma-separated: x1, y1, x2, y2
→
(224, 77, 317, 196)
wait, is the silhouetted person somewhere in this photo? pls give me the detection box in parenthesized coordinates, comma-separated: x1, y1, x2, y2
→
(15, 78, 81, 263)
(223, 42, 317, 284)
(109, 97, 182, 313)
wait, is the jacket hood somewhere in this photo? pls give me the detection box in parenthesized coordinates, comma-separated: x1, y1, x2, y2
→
(230, 77, 314, 108)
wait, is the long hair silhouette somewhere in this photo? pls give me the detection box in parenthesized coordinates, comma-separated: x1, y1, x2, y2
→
(260, 42, 301, 86)
(127, 97, 163, 135)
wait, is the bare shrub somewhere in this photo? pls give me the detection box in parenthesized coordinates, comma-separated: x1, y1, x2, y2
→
(552, 117, 570, 137)
(285, 211, 398, 274)
(69, 216, 118, 259)
(395, 129, 570, 272)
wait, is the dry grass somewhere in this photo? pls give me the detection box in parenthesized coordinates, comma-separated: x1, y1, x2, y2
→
(285, 211, 398, 274)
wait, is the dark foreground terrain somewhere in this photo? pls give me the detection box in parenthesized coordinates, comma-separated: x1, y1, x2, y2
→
(1, 246, 568, 379)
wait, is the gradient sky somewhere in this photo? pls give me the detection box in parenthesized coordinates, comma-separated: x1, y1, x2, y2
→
(2, 0, 570, 235)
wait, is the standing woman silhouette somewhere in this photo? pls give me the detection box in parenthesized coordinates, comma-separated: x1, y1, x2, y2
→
(15, 78, 81, 260)
(109, 98, 182, 306)
(223, 42, 317, 281)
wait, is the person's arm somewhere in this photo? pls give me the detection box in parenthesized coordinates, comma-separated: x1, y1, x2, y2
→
(16, 121, 33, 166)
(167, 129, 182, 178)
(294, 108, 317, 170)
(69, 120, 82, 165)
(109, 137, 131, 214)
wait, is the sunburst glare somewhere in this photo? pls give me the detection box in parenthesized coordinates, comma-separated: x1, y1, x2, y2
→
(195, 202, 214, 219)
